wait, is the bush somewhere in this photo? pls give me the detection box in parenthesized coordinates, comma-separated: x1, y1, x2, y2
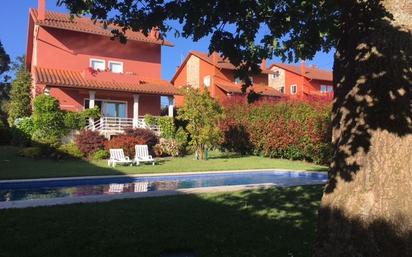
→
(105, 135, 141, 157)
(75, 130, 107, 156)
(123, 128, 159, 151)
(220, 99, 332, 164)
(32, 95, 65, 147)
(18, 146, 43, 158)
(57, 143, 84, 159)
(157, 138, 181, 157)
(219, 119, 252, 155)
(9, 127, 31, 146)
(64, 107, 101, 130)
(90, 149, 109, 160)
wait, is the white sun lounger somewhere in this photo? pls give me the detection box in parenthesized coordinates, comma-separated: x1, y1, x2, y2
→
(108, 149, 134, 167)
(134, 145, 155, 165)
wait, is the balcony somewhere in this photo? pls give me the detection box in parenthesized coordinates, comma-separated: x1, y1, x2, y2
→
(86, 116, 160, 138)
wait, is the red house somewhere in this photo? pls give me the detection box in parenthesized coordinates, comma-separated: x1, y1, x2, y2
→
(171, 51, 282, 106)
(268, 63, 334, 100)
(26, 0, 179, 134)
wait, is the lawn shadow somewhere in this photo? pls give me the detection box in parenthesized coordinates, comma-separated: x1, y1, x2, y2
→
(0, 185, 324, 257)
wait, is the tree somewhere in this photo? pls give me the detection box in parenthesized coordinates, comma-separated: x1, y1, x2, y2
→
(177, 87, 222, 160)
(0, 40, 10, 126)
(7, 57, 32, 126)
(58, 0, 412, 255)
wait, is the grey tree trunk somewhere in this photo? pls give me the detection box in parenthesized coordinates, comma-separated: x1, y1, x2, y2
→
(314, 1, 412, 256)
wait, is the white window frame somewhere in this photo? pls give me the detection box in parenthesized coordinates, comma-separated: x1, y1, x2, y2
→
(291, 84, 297, 95)
(108, 61, 124, 73)
(320, 85, 328, 93)
(90, 58, 106, 71)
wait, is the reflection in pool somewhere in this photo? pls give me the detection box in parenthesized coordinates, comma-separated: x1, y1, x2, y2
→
(0, 171, 327, 202)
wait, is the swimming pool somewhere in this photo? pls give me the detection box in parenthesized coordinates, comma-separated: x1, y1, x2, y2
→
(0, 171, 327, 203)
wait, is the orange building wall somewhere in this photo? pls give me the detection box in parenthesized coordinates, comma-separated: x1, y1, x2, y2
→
(35, 27, 162, 78)
(48, 87, 161, 117)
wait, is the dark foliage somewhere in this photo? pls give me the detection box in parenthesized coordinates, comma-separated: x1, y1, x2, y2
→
(75, 130, 107, 156)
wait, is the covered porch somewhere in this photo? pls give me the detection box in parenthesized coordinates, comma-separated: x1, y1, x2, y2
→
(85, 90, 175, 135)
(33, 66, 180, 136)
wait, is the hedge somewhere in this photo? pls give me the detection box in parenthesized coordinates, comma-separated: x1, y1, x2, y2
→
(219, 98, 332, 164)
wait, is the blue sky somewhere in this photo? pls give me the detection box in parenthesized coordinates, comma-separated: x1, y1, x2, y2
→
(0, 0, 334, 80)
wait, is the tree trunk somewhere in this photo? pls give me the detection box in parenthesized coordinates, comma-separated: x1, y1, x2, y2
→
(314, 1, 412, 256)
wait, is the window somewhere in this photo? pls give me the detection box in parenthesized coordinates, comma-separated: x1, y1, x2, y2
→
(90, 59, 105, 71)
(320, 85, 334, 93)
(203, 75, 211, 87)
(271, 71, 280, 79)
(109, 61, 123, 73)
(279, 86, 285, 94)
(291, 84, 297, 94)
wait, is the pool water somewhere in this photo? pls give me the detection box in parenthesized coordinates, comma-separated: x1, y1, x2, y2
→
(0, 171, 327, 202)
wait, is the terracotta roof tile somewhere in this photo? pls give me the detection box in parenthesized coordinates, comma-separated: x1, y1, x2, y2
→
(30, 9, 173, 47)
(270, 63, 332, 81)
(34, 66, 180, 95)
(215, 78, 282, 97)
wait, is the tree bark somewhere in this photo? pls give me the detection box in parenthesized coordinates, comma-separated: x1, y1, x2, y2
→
(314, 1, 412, 256)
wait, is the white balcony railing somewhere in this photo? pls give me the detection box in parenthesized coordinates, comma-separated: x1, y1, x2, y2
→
(86, 116, 160, 134)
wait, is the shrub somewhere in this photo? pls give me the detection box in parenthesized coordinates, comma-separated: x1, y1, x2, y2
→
(219, 119, 252, 155)
(75, 130, 107, 156)
(57, 143, 84, 159)
(105, 135, 141, 157)
(123, 128, 159, 151)
(32, 95, 65, 147)
(158, 138, 181, 157)
(174, 127, 188, 154)
(18, 146, 43, 158)
(64, 107, 101, 130)
(15, 117, 34, 136)
(220, 99, 332, 164)
(90, 149, 109, 160)
(9, 127, 31, 146)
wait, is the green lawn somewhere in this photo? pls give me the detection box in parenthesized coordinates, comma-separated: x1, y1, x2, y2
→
(0, 146, 326, 180)
(0, 185, 322, 257)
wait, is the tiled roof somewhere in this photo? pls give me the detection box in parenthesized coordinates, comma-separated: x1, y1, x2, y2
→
(270, 63, 332, 81)
(30, 9, 173, 47)
(215, 78, 282, 97)
(34, 67, 180, 95)
(171, 51, 273, 83)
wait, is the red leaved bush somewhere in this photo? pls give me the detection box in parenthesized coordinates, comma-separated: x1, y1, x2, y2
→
(220, 98, 333, 164)
(105, 128, 159, 156)
(75, 130, 107, 156)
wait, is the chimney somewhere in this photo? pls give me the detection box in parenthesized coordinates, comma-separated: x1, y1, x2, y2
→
(300, 60, 306, 75)
(149, 27, 160, 40)
(38, 0, 46, 21)
(260, 59, 267, 71)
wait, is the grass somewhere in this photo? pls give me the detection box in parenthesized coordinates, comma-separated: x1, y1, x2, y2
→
(0, 146, 327, 180)
(0, 185, 323, 257)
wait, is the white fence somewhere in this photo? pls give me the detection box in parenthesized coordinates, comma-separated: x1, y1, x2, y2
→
(86, 117, 160, 135)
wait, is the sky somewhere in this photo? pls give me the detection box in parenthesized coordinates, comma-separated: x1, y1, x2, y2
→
(0, 0, 334, 81)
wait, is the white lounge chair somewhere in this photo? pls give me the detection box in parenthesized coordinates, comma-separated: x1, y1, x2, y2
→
(134, 145, 155, 165)
(108, 149, 134, 167)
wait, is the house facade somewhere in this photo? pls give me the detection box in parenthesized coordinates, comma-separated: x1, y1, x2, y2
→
(171, 51, 282, 106)
(26, 0, 179, 134)
(268, 63, 334, 100)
